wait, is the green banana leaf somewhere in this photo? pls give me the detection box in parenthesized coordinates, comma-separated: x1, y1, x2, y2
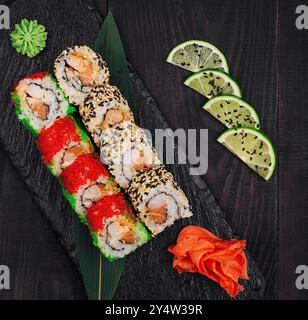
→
(73, 11, 135, 300)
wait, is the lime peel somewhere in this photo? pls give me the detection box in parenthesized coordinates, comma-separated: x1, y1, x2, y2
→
(217, 127, 276, 181)
(10, 19, 47, 58)
(166, 40, 229, 73)
(203, 95, 260, 129)
(184, 68, 242, 99)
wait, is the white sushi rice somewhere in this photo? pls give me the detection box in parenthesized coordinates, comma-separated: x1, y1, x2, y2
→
(74, 175, 110, 218)
(136, 182, 192, 235)
(87, 99, 132, 135)
(54, 45, 110, 106)
(96, 215, 141, 259)
(15, 76, 69, 132)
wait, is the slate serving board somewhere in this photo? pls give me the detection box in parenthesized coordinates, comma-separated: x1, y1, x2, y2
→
(0, 0, 264, 299)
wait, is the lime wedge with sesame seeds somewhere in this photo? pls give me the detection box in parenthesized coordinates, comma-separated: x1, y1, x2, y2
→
(217, 127, 276, 181)
(166, 40, 229, 73)
(203, 95, 260, 129)
(184, 69, 242, 99)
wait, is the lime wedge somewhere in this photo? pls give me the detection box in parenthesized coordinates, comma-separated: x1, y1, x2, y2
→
(217, 127, 276, 180)
(184, 69, 242, 99)
(166, 40, 229, 73)
(203, 95, 260, 129)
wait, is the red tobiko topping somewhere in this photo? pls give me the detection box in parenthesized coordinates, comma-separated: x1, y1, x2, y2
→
(168, 226, 249, 298)
(25, 72, 49, 80)
(87, 194, 132, 232)
(61, 153, 109, 194)
(12, 72, 49, 93)
(38, 117, 81, 164)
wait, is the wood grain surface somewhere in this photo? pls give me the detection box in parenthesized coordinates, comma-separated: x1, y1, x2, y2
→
(278, 0, 308, 300)
(0, 148, 87, 299)
(106, 0, 308, 300)
(0, 0, 307, 300)
(107, 0, 279, 298)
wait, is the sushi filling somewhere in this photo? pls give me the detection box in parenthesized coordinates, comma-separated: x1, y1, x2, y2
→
(55, 46, 110, 105)
(109, 143, 158, 188)
(85, 99, 133, 140)
(15, 77, 69, 131)
(98, 216, 140, 258)
(146, 193, 179, 226)
(61, 144, 87, 169)
(106, 218, 137, 247)
(51, 141, 91, 175)
(81, 183, 114, 209)
(65, 53, 101, 87)
(100, 107, 132, 130)
(75, 178, 118, 216)
(122, 144, 156, 176)
(132, 180, 192, 235)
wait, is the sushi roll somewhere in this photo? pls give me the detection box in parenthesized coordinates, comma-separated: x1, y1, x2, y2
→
(87, 194, 151, 261)
(61, 153, 119, 223)
(100, 124, 161, 189)
(37, 116, 93, 176)
(128, 165, 192, 235)
(11, 72, 74, 136)
(54, 45, 110, 106)
(79, 85, 134, 147)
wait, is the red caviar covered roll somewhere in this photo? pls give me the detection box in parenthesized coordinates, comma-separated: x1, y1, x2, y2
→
(87, 194, 151, 262)
(61, 153, 119, 223)
(11, 71, 151, 261)
(37, 116, 93, 176)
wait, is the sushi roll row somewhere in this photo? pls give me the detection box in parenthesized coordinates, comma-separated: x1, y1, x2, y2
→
(11, 72, 150, 261)
(54, 45, 193, 236)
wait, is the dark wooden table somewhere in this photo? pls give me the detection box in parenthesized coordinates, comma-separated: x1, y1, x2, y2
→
(0, 0, 307, 300)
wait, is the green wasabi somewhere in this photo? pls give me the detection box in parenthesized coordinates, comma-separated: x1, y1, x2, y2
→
(10, 19, 47, 58)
